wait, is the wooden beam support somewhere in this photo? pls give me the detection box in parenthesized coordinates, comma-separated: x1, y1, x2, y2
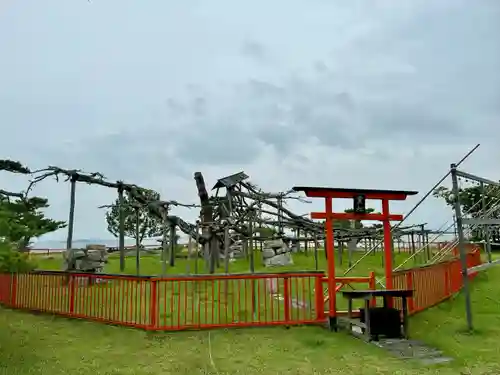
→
(304, 191, 410, 200)
(311, 212, 404, 221)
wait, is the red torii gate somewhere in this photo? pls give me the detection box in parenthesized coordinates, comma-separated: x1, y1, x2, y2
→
(292, 186, 417, 329)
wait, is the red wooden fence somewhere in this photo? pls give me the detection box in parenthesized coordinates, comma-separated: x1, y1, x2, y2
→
(0, 271, 323, 330)
(392, 248, 481, 314)
(0, 250, 482, 330)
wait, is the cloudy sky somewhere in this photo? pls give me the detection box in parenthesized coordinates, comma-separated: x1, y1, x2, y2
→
(1, 0, 499, 244)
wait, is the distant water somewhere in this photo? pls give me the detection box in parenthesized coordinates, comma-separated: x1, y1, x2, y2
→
(30, 232, 456, 251)
(30, 238, 163, 250)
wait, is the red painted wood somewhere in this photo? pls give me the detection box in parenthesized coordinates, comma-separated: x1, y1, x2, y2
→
(301, 190, 411, 200)
(310, 212, 404, 221)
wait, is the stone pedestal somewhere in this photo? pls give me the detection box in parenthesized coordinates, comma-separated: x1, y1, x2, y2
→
(62, 244, 108, 274)
(262, 239, 294, 267)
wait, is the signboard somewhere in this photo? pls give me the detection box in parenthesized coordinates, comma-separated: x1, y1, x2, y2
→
(353, 194, 366, 214)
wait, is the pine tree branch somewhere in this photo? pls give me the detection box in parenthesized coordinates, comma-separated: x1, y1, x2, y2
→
(0, 189, 24, 200)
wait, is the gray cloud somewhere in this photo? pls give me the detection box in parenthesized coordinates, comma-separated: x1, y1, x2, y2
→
(240, 41, 270, 64)
(0, 0, 499, 241)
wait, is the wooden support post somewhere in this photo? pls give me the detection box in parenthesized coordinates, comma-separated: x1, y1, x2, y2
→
(135, 206, 140, 275)
(313, 234, 319, 271)
(410, 232, 416, 263)
(186, 234, 192, 274)
(223, 226, 230, 274)
(223, 226, 230, 298)
(194, 221, 200, 274)
(161, 205, 169, 276)
(325, 197, 337, 330)
(169, 223, 176, 267)
(66, 176, 77, 251)
(118, 185, 125, 272)
(369, 271, 376, 307)
(382, 199, 394, 291)
(249, 210, 255, 273)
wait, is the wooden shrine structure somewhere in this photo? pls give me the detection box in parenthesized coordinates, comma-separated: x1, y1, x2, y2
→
(292, 186, 418, 329)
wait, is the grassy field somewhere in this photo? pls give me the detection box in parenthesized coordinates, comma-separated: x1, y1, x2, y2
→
(17, 251, 444, 329)
(20, 251, 404, 328)
(30, 248, 430, 277)
(1, 267, 500, 374)
(2, 250, 496, 374)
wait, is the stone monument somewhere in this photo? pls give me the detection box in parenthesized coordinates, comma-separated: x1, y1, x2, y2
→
(62, 244, 108, 274)
(262, 239, 294, 267)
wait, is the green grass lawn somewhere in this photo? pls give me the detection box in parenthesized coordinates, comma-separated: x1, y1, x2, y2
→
(16, 250, 446, 330)
(2, 266, 500, 374)
(31, 249, 428, 277)
(21, 251, 420, 327)
(0, 250, 496, 374)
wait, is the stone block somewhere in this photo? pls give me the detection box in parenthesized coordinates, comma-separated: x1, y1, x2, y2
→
(262, 249, 276, 259)
(264, 253, 294, 267)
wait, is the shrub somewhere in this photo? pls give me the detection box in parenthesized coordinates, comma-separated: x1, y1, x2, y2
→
(0, 241, 36, 273)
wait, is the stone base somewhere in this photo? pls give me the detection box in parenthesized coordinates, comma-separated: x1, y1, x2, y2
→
(264, 253, 294, 267)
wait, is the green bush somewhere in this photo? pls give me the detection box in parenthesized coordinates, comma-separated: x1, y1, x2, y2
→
(0, 241, 36, 273)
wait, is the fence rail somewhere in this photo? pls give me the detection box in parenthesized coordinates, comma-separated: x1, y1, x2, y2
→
(0, 271, 324, 330)
(392, 247, 481, 314)
(0, 249, 483, 331)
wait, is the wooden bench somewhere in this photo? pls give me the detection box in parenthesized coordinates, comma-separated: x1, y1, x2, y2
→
(339, 289, 413, 341)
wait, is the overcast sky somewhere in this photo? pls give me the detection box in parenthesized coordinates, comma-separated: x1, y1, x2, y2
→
(1, 0, 499, 243)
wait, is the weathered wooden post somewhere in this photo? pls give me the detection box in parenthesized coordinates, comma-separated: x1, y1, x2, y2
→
(277, 195, 284, 235)
(420, 224, 428, 261)
(348, 238, 354, 268)
(134, 205, 141, 275)
(169, 222, 176, 267)
(258, 201, 264, 253)
(161, 204, 169, 276)
(313, 233, 319, 270)
(66, 174, 77, 251)
(203, 228, 211, 273)
(242, 237, 248, 259)
(186, 235, 192, 274)
(194, 220, 200, 274)
(249, 209, 255, 274)
(117, 183, 126, 272)
(223, 225, 231, 274)
(223, 225, 230, 298)
(337, 240, 343, 265)
(410, 231, 416, 264)
(248, 209, 257, 318)
(304, 232, 309, 256)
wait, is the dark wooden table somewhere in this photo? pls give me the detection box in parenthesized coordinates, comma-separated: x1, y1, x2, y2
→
(339, 289, 414, 341)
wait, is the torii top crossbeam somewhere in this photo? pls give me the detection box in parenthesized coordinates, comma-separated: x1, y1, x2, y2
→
(292, 186, 416, 200)
(292, 186, 418, 327)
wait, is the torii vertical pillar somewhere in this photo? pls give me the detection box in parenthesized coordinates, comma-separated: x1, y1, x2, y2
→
(293, 186, 417, 330)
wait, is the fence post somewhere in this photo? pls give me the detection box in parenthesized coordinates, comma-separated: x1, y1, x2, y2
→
(283, 277, 291, 323)
(466, 249, 481, 279)
(368, 271, 376, 307)
(149, 279, 158, 330)
(314, 276, 324, 321)
(69, 274, 76, 314)
(451, 259, 461, 293)
(10, 273, 17, 307)
(444, 266, 451, 297)
(405, 271, 415, 313)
